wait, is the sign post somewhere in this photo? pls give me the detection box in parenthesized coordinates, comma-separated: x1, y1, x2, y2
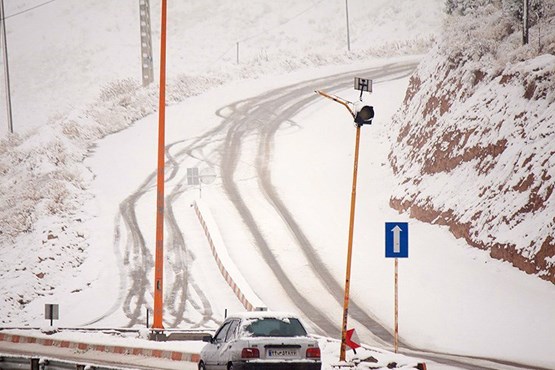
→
(385, 222, 408, 353)
(44, 304, 59, 327)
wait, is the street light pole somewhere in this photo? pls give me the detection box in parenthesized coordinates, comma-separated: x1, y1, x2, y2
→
(339, 121, 360, 361)
(315, 88, 373, 362)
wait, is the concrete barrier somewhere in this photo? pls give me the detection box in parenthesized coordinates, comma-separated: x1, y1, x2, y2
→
(0, 332, 200, 363)
(193, 200, 265, 311)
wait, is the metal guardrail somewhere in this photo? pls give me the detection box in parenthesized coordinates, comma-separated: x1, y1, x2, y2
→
(0, 355, 120, 370)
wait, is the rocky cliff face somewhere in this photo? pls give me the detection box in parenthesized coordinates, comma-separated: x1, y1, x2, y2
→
(389, 6, 555, 283)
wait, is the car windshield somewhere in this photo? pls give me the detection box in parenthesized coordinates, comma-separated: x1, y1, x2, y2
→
(243, 317, 307, 337)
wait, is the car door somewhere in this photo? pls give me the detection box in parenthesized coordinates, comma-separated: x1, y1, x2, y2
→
(204, 321, 232, 370)
(216, 319, 241, 366)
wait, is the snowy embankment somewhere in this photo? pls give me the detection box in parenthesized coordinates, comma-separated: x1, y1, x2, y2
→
(0, 0, 441, 325)
(0, 76, 223, 324)
(389, 5, 555, 283)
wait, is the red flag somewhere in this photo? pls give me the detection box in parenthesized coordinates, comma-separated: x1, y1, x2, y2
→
(345, 328, 360, 351)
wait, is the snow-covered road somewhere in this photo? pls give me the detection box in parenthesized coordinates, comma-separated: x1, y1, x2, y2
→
(36, 58, 550, 370)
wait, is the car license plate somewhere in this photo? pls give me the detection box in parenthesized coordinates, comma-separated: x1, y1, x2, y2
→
(267, 348, 298, 358)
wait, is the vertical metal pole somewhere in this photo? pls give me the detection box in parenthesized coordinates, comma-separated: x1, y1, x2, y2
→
(30, 358, 39, 370)
(152, 0, 167, 331)
(139, 0, 154, 86)
(0, 0, 13, 134)
(394, 258, 399, 353)
(345, 0, 351, 52)
(339, 124, 361, 361)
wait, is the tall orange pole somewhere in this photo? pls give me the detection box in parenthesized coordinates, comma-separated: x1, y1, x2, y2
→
(314, 90, 368, 361)
(152, 0, 167, 331)
(339, 124, 361, 361)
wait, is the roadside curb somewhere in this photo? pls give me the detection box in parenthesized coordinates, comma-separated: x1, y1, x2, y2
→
(0, 332, 200, 363)
(193, 200, 265, 311)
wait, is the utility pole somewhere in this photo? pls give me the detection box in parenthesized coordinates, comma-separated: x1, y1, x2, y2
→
(345, 0, 351, 52)
(523, 0, 529, 45)
(139, 0, 154, 86)
(0, 0, 13, 134)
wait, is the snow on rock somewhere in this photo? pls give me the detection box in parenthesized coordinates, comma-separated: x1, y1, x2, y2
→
(389, 4, 555, 283)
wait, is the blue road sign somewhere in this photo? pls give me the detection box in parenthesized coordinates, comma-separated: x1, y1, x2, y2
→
(385, 222, 408, 258)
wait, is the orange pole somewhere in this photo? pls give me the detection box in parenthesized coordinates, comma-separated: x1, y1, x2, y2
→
(339, 124, 361, 361)
(315, 90, 355, 120)
(152, 0, 167, 331)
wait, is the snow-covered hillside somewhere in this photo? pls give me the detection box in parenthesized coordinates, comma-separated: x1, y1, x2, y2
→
(389, 3, 555, 283)
(0, 0, 440, 136)
(0, 0, 443, 325)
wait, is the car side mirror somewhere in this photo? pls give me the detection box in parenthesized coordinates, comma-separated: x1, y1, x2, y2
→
(202, 335, 213, 343)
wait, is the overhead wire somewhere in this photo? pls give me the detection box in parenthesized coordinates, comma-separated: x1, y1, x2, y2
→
(2, 0, 57, 20)
(239, 0, 326, 43)
(210, 0, 326, 65)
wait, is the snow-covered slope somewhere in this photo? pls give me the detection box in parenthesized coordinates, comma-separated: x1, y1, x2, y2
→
(389, 4, 555, 283)
(0, 0, 441, 136)
(0, 0, 443, 325)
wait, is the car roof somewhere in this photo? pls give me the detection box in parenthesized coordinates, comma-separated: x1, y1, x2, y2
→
(225, 311, 300, 321)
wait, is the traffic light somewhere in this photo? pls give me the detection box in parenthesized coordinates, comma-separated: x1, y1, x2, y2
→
(354, 101, 374, 126)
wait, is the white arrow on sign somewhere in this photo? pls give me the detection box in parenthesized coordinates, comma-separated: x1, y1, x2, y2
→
(392, 225, 402, 253)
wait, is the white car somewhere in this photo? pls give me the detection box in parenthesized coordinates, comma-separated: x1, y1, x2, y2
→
(199, 311, 322, 370)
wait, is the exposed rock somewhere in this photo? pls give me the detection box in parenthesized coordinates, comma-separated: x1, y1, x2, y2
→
(389, 6, 555, 284)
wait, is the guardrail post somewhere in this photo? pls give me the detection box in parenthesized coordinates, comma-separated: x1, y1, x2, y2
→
(76, 365, 86, 370)
(30, 358, 39, 370)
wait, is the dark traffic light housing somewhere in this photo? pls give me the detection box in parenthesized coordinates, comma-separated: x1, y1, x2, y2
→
(354, 102, 374, 126)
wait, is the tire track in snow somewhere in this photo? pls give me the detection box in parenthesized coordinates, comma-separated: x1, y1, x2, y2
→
(217, 63, 416, 341)
(85, 62, 541, 369)
(214, 63, 534, 369)
(89, 123, 233, 327)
